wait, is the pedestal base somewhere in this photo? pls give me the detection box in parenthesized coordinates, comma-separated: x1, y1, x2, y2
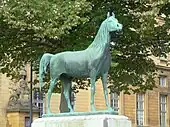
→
(32, 114, 131, 127)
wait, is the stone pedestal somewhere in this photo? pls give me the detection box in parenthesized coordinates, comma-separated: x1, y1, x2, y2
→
(32, 114, 131, 127)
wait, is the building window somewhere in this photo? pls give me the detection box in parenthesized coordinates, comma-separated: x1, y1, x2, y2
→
(110, 93, 119, 111)
(160, 95, 167, 127)
(136, 94, 144, 126)
(159, 75, 167, 87)
(34, 90, 44, 117)
(25, 117, 30, 127)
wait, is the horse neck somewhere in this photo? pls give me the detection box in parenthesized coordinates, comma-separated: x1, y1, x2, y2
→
(88, 22, 110, 49)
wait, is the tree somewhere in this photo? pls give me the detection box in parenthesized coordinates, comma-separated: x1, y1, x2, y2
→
(70, 0, 170, 94)
(0, 0, 169, 95)
(0, 0, 92, 77)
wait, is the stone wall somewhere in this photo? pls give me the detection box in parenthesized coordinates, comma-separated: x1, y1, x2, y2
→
(7, 112, 39, 127)
(148, 91, 159, 126)
(0, 74, 11, 127)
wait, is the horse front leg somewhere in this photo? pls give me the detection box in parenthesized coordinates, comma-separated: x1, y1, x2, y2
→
(90, 77, 96, 111)
(90, 69, 97, 111)
(101, 73, 112, 111)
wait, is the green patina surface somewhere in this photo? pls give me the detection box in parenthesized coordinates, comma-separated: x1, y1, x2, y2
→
(39, 11, 123, 115)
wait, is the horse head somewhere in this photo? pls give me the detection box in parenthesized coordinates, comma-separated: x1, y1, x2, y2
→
(105, 12, 123, 33)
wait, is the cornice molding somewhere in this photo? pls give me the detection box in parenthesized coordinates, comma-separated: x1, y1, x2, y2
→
(156, 65, 170, 71)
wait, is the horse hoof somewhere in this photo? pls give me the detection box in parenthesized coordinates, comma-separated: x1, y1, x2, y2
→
(91, 107, 96, 112)
(107, 107, 113, 111)
(69, 110, 74, 113)
(47, 110, 52, 114)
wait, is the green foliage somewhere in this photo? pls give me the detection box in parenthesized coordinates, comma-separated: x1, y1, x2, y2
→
(0, 0, 92, 78)
(0, 0, 169, 94)
(2, 0, 92, 38)
(66, 0, 170, 94)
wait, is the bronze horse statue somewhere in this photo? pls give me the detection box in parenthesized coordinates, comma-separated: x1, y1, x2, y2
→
(39, 12, 123, 114)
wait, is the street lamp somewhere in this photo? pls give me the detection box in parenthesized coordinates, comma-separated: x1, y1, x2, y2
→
(29, 62, 33, 127)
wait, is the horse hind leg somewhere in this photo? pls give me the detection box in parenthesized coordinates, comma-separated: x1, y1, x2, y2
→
(62, 77, 73, 112)
(47, 77, 58, 114)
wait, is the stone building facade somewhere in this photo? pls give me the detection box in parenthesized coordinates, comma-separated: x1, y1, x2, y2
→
(0, 74, 11, 127)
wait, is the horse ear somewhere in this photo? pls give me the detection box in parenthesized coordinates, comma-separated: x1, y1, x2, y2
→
(107, 12, 110, 18)
(112, 12, 115, 17)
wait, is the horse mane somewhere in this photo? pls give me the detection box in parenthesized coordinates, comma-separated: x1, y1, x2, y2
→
(88, 20, 109, 49)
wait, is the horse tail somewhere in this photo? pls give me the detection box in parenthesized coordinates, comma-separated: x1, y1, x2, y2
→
(39, 53, 53, 91)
